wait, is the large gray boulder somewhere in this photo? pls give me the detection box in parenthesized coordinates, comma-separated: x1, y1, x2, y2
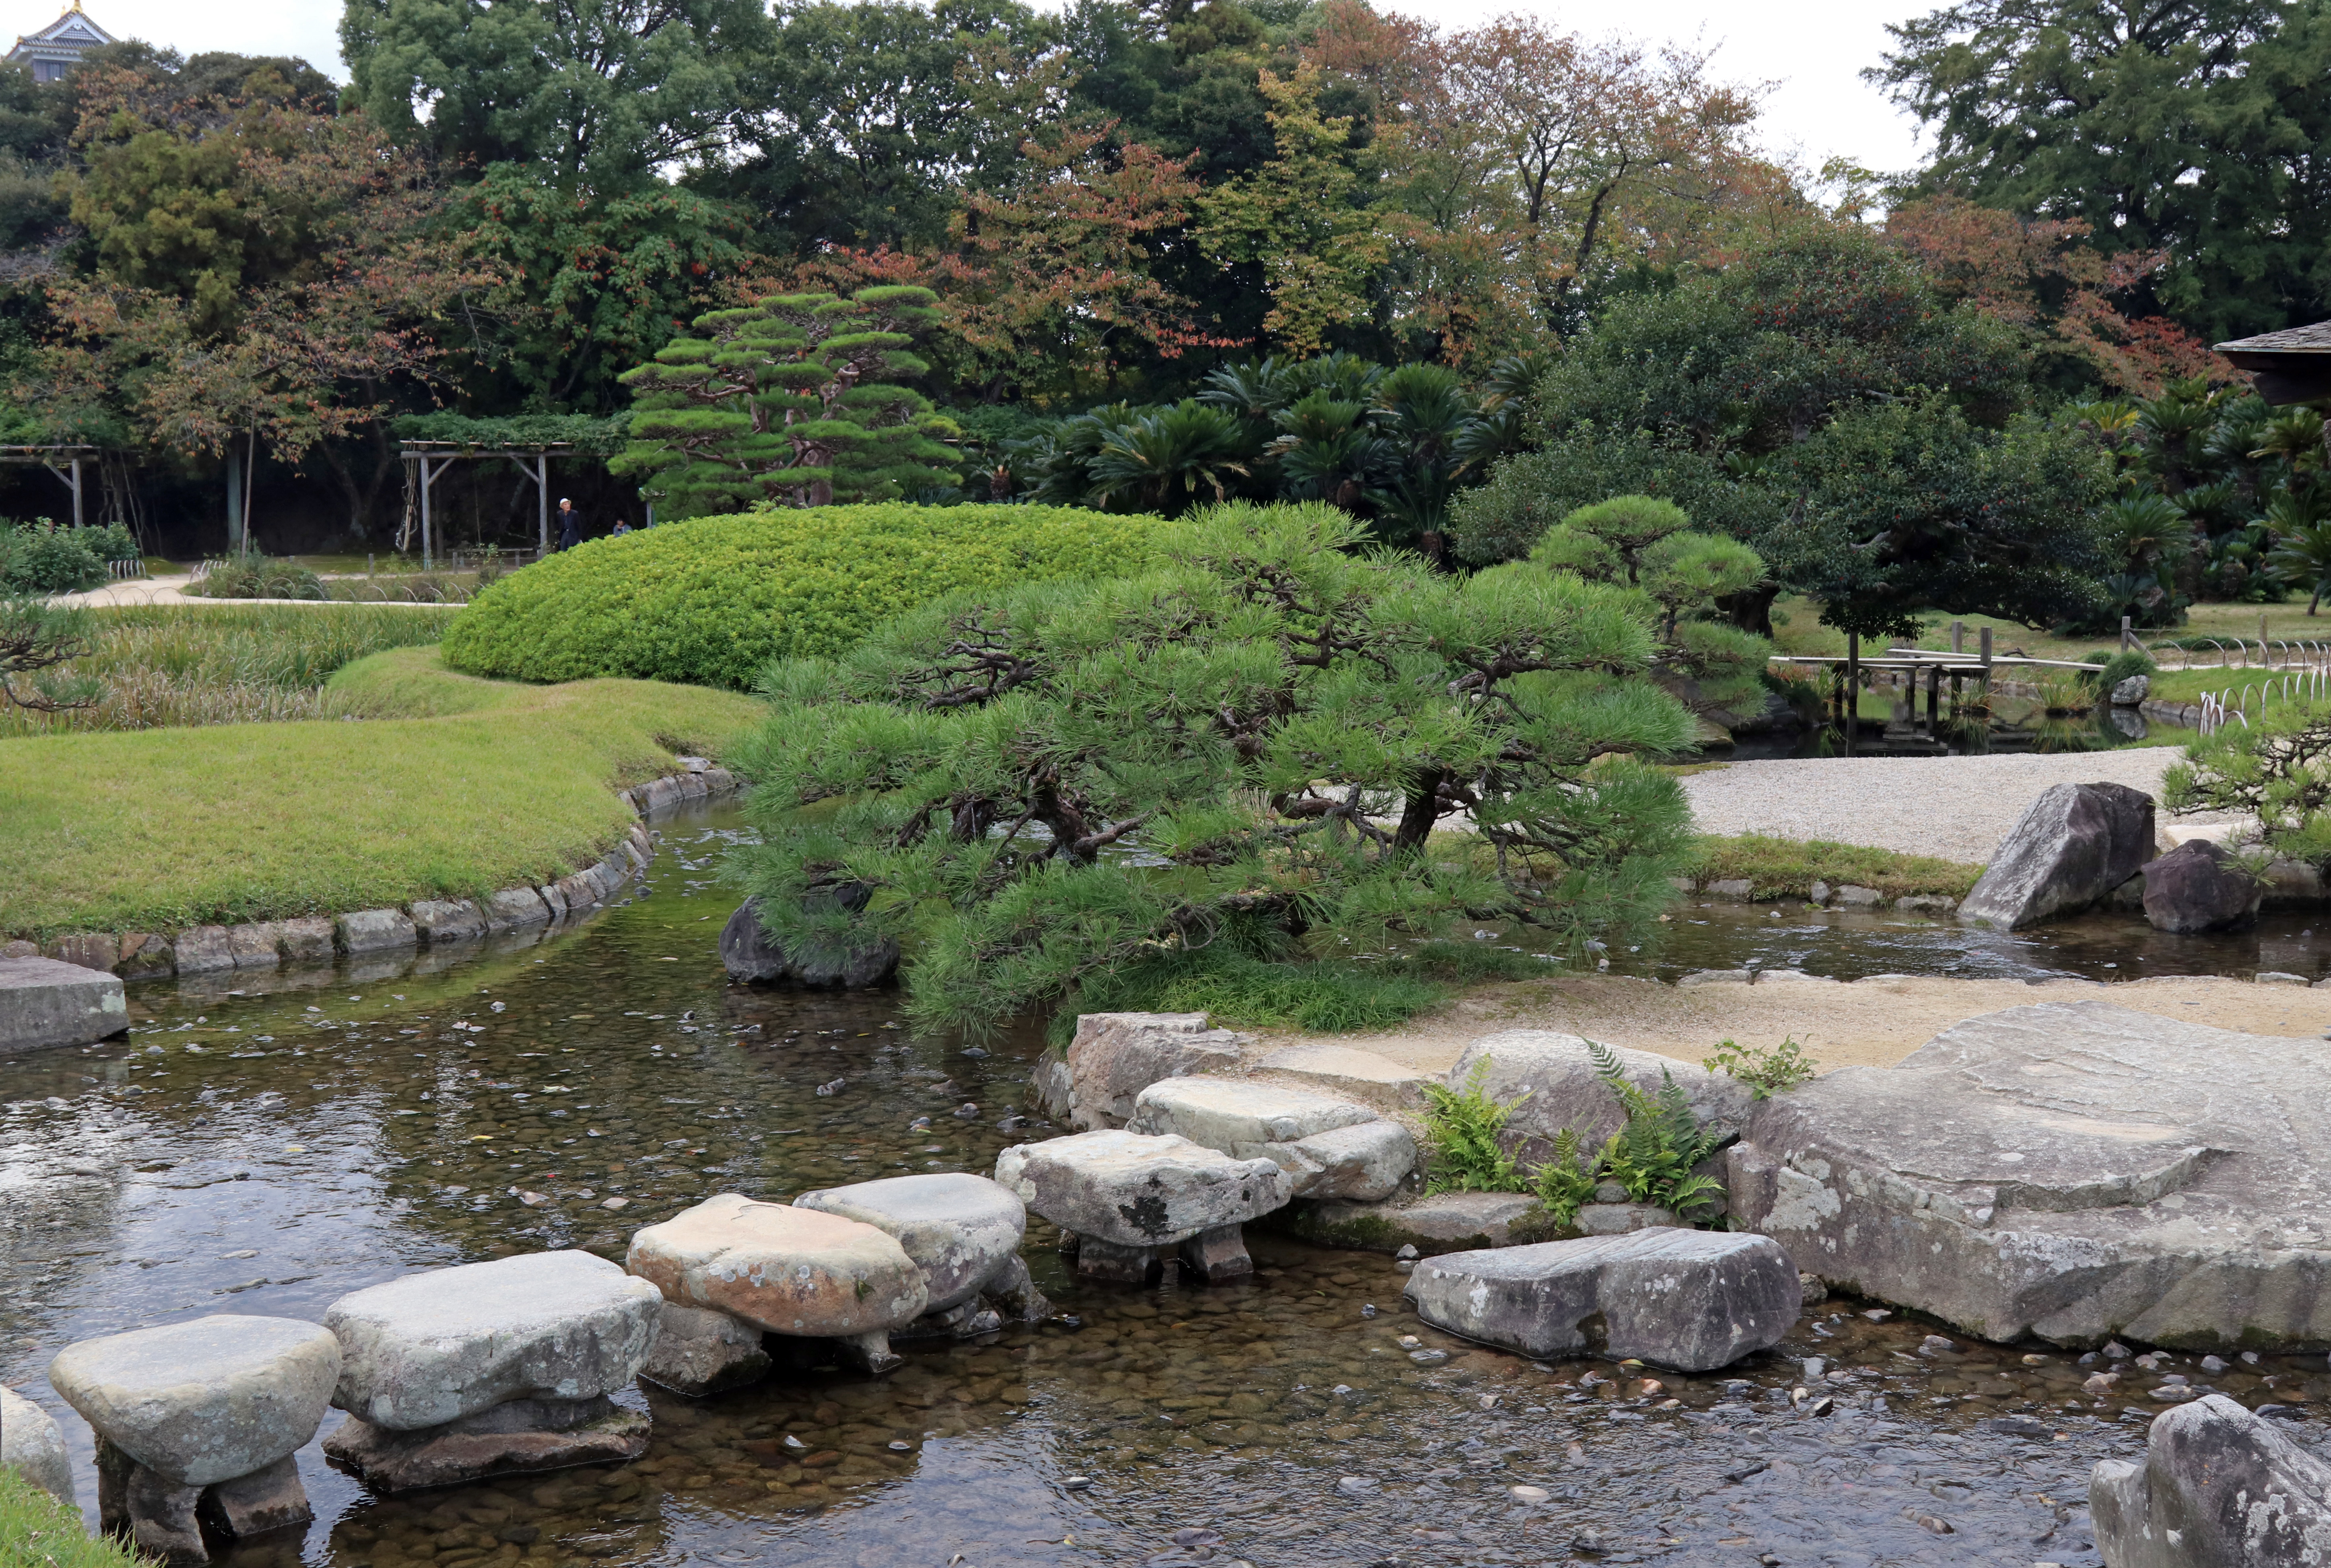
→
(325, 1250, 661, 1430)
(720, 891, 899, 988)
(1404, 1229, 1799, 1371)
(2091, 1394, 2331, 1566)
(1054, 1012, 1248, 1130)
(1727, 1000, 2331, 1348)
(793, 1172, 1032, 1315)
(0, 1384, 73, 1505)
(0, 954, 128, 1057)
(1445, 1030, 1756, 1161)
(2141, 838, 2265, 933)
(1957, 780, 2156, 928)
(1127, 1077, 1415, 1201)
(47, 1315, 340, 1488)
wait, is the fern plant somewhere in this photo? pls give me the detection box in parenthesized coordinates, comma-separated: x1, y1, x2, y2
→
(1529, 1128, 1599, 1227)
(1586, 1039, 1727, 1219)
(1420, 1058, 1527, 1194)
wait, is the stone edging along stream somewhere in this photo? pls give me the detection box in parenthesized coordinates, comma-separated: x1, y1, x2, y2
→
(0, 764, 744, 982)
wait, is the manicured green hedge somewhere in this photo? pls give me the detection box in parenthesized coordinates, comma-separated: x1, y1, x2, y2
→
(440, 503, 1168, 689)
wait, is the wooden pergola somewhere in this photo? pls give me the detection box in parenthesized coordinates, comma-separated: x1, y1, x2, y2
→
(0, 444, 95, 528)
(397, 440, 571, 570)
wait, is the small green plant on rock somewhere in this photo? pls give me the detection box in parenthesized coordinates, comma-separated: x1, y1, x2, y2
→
(1702, 1036, 1817, 1100)
(1420, 1058, 1526, 1194)
(1530, 1127, 1599, 1228)
(1587, 1039, 1725, 1220)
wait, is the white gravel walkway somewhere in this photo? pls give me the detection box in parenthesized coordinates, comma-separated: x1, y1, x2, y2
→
(1680, 750, 2239, 865)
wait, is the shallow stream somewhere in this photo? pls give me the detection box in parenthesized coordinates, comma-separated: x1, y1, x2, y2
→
(6, 803, 2328, 1567)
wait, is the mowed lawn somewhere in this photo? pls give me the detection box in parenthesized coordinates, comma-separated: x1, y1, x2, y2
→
(0, 647, 763, 939)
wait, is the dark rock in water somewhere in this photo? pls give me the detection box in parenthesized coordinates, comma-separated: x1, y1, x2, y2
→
(2092, 1393, 2331, 1566)
(1958, 782, 2156, 929)
(322, 1396, 650, 1493)
(2140, 838, 2263, 934)
(720, 891, 899, 988)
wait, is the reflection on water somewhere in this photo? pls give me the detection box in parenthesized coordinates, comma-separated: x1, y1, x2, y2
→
(6, 803, 2329, 1567)
(1626, 902, 2331, 984)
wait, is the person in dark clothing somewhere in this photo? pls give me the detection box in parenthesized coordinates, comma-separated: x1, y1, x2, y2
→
(556, 497, 582, 551)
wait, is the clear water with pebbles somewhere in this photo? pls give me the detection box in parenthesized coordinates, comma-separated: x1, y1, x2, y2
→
(5, 802, 2329, 1568)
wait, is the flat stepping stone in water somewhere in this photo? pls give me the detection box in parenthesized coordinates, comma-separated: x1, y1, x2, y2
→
(793, 1172, 1046, 1330)
(1403, 1228, 1800, 1372)
(325, 1250, 661, 1430)
(993, 1129, 1291, 1283)
(48, 1314, 341, 1488)
(627, 1192, 928, 1372)
(1127, 1077, 1416, 1201)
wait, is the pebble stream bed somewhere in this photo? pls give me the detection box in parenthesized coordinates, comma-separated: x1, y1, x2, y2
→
(6, 803, 2329, 1568)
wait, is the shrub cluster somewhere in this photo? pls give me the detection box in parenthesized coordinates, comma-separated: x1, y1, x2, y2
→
(441, 503, 1167, 689)
(183, 555, 328, 601)
(2, 520, 137, 593)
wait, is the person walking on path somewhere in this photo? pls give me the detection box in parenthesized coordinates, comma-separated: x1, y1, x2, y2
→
(556, 497, 582, 551)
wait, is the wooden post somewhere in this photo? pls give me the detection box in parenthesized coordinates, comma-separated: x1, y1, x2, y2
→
(69, 456, 82, 530)
(1979, 625, 1993, 708)
(2121, 615, 2133, 654)
(536, 454, 550, 555)
(1950, 621, 1964, 655)
(1846, 631, 1860, 753)
(1927, 663, 1940, 734)
(420, 456, 433, 571)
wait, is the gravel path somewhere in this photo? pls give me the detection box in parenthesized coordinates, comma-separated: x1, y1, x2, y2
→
(1680, 750, 2238, 864)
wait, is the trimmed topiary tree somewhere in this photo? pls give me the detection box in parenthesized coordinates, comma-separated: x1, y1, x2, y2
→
(728, 501, 1700, 1036)
(439, 503, 1168, 690)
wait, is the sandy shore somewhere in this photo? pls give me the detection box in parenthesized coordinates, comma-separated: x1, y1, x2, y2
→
(1678, 752, 2241, 864)
(1248, 972, 2331, 1076)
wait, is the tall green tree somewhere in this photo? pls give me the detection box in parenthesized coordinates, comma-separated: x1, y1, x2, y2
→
(1875, 0, 2331, 339)
(612, 285, 960, 512)
(731, 502, 1698, 1035)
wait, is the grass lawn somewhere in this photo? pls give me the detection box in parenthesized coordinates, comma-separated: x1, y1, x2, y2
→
(0, 1469, 143, 1568)
(0, 646, 763, 939)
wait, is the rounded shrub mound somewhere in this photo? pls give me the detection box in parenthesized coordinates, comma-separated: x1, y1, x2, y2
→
(439, 503, 1167, 689)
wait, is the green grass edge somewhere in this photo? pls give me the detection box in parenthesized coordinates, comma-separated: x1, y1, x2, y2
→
(0, 1467, 150, 1568)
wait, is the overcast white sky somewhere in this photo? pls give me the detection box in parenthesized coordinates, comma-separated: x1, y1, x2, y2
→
(24, 0, 1937, 175)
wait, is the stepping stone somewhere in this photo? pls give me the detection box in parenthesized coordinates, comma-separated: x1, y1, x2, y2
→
(50, 1314, 340, 1562)
(0, 955, 128, 1057)
(793, 1172, 1047, 1327)
(1, 1384, 73, 1506)
(1298, 1190, 1542, 1255)
(48, 1315, 341, 1488)
(1055, 1012, 1248, 1129)
(626, 1193, 927, 1372)
(1127, 1077, 1415, 1201)
(1404, 1228, 1800, 1372)
(325, 1250, 661, 1430)
(1254, 1043, 1432, 1108)
(993, 1129, 1291, 1283)
(2093, 1393, 2331, 1565)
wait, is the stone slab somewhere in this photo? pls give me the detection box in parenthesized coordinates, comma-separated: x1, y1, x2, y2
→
(792, 1172, 1026, 1313)
(407, 899, 487, 945)
(276, 916, 335, 963)
(993, 1129, 1292, 1248)
(626, 1193, 927, 1338)
(1405, 1228, 1800, 1370)
(0, 955, 128, 1056)
(194, 1453, 309, 1539)
(1127, 1077, 1415, 1196)
(1252, 1043, 1432, 1108)
(1, 1384, 73, 1505)
(336, 909, 417, 954)
(1727, 1000, 2331, 1348)
(171, 926, 233, 975)
(322, 1396, 649, 1493)
(483, 888, 551, 932)
(48, 1314, 341, 1487)
(325, 1250, 661, 1430)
